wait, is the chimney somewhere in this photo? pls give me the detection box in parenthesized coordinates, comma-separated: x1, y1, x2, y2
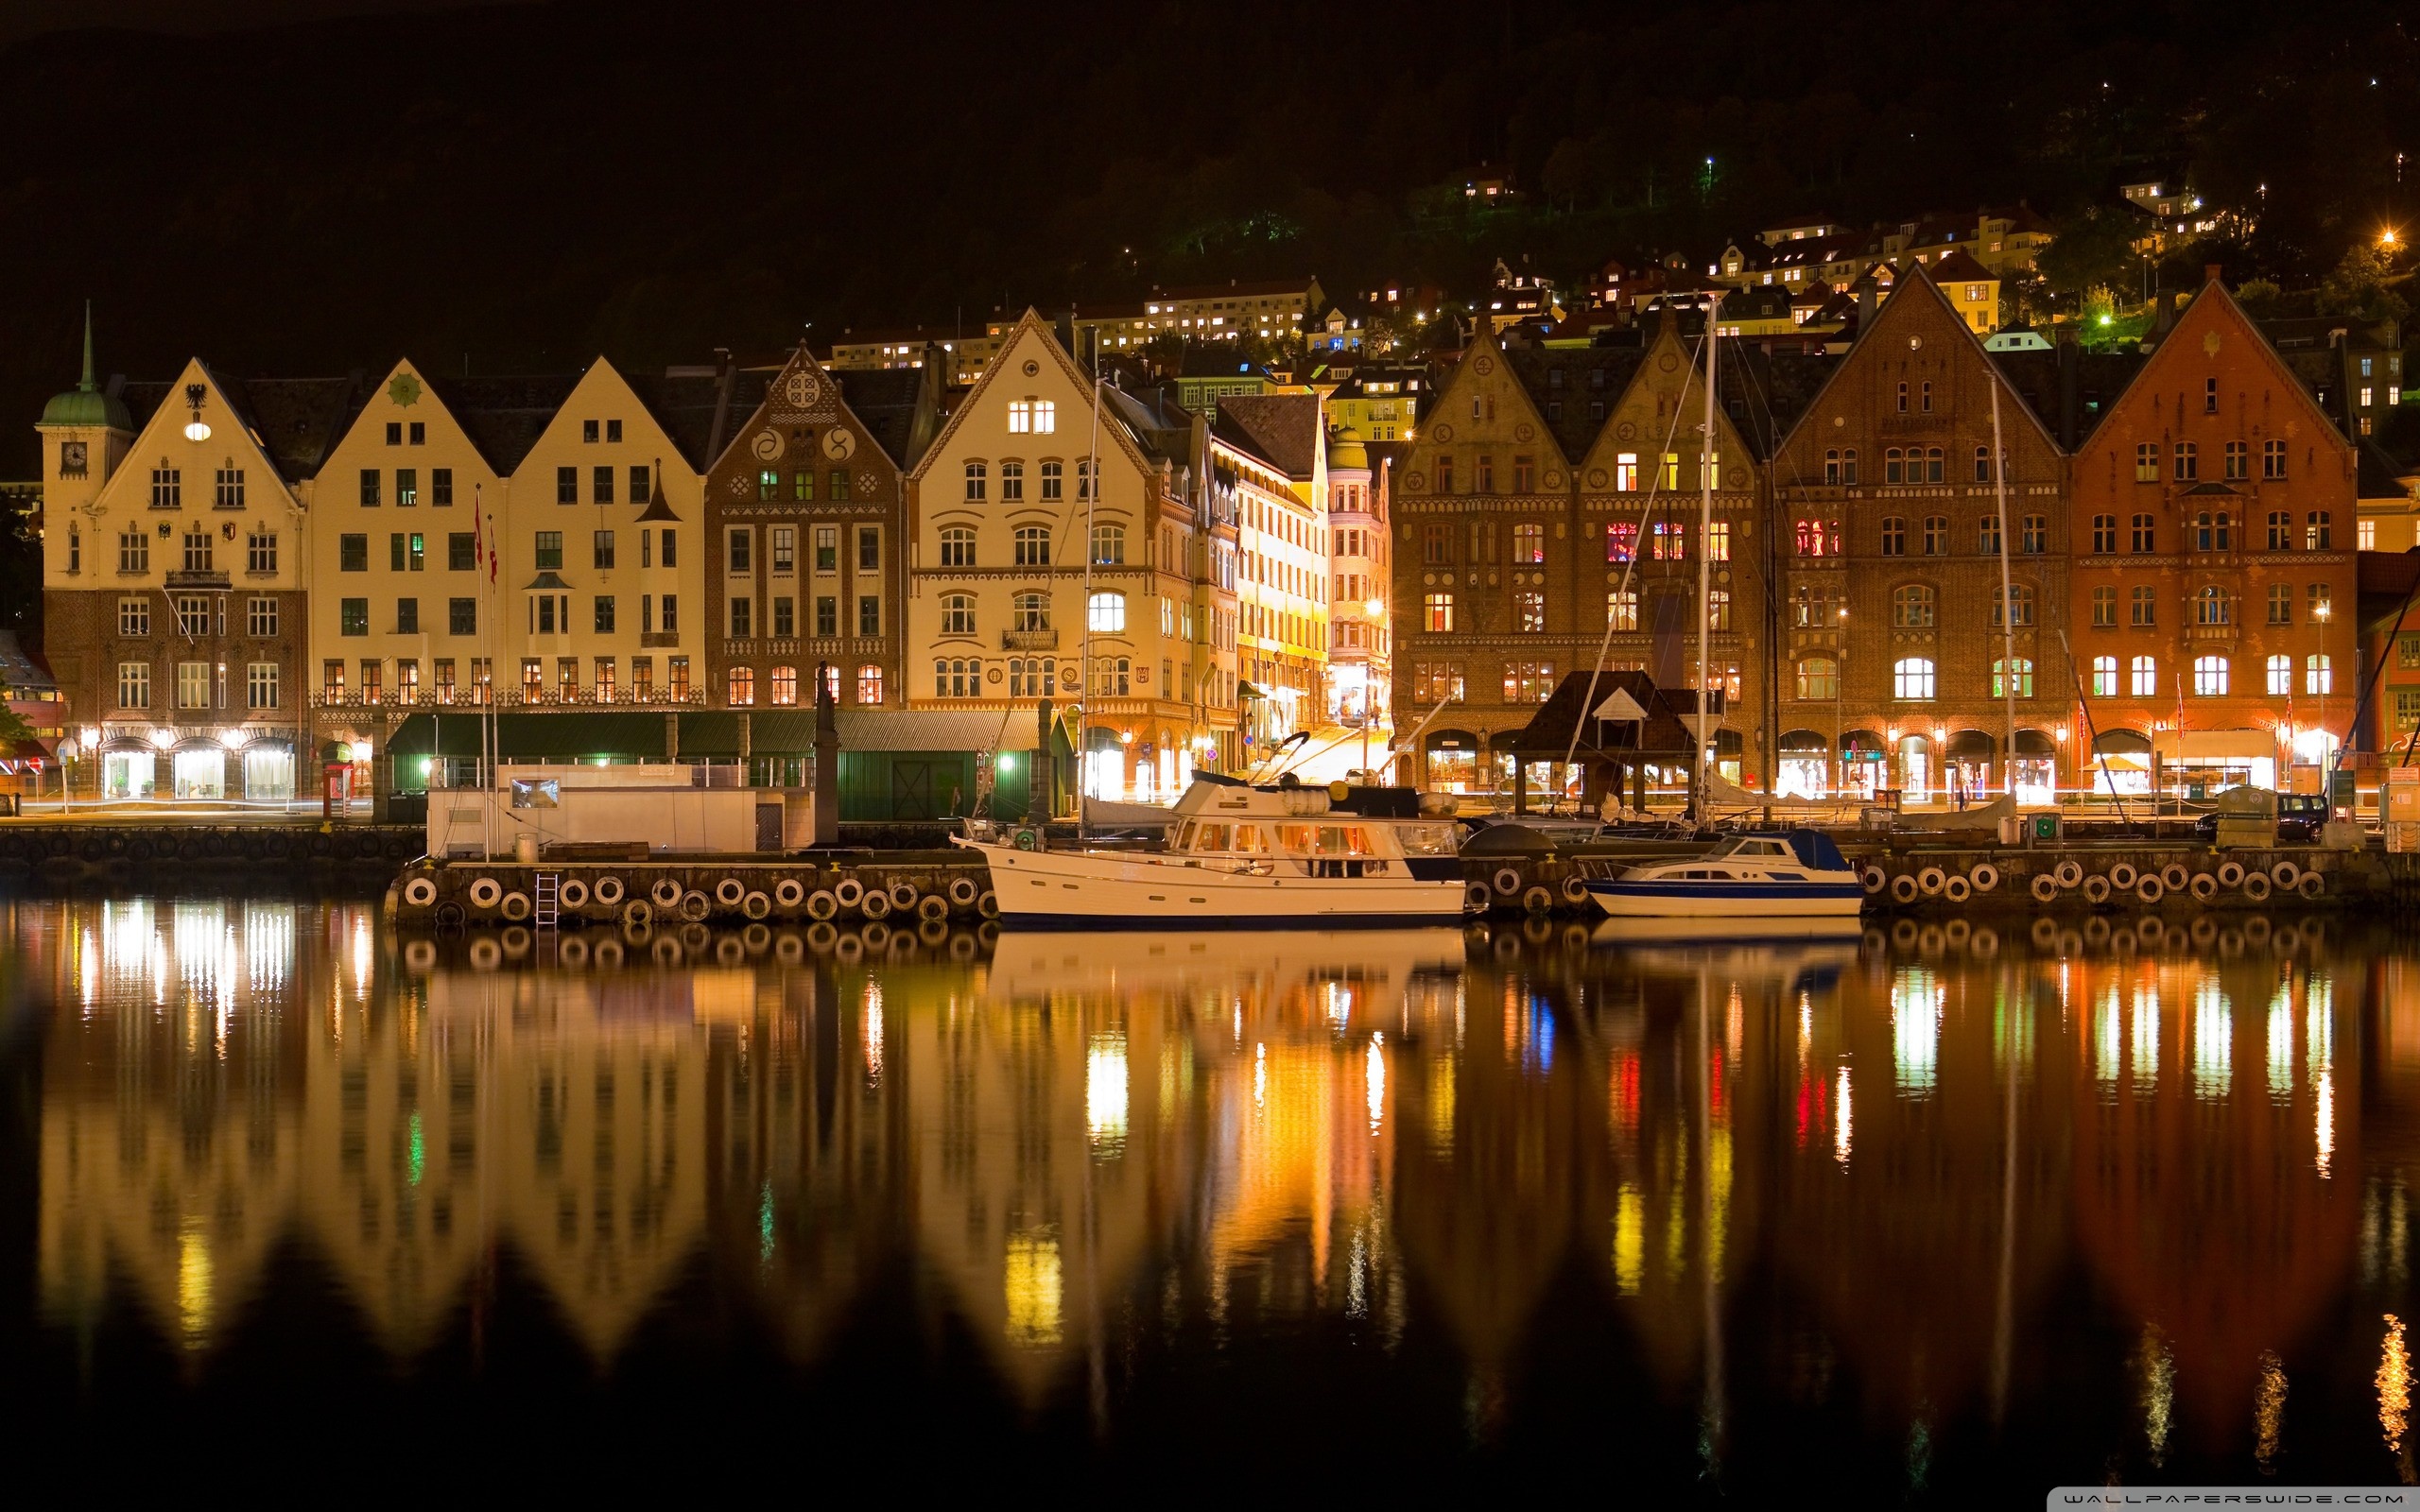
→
(2204, 263, 2223, 286)
(2153, 291, 2177, 338)
(1855, 279, 1877, 337)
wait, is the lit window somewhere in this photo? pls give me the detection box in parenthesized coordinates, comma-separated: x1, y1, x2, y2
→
(1087, 592, 1126, 633)
(2266, 654, 2292, 696)
(2192, 656, 2229, 696)
(1892, 657, 1936, 699)
(2131, 656, 2158, 697)
(2091, 656, 2118, 697)
(2307, 655, 2333, 696)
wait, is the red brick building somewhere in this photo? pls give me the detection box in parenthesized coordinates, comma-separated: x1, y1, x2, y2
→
(2066, 272, 2359, 797)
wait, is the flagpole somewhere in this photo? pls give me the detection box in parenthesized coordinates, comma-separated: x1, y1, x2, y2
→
(1990, 382, 2016, 801)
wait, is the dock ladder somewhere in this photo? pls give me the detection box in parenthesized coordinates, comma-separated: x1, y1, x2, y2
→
(533, 871, 560, 930)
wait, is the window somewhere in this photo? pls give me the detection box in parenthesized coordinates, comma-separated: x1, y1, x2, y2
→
(667, 656, 688, 697)
(67, 528, 78, 573)
(1012, 592, 1049, 632)
(2266, 654, 2293, 696)
(1885, 447, 1906, 485)
(857, 665, 884, 704)
(2131, 514, 2155, 553)
(2131, 655, 2158, 696)
(340, 598, 368, 636)
(589, 467, 614, 504)
(432, 469, 452, 507)
(1839, 448, 1858, 485)
(756, 469, 778, 502)
(358, 469, 381, 507)
(940, 526, 976, 567)
(2021, 514, 2046, 554)
(728, 528, 752, 574)
(1972, 515, 1996, 555)
(816, 596, 837, 636)
(2267, 510, 2293, 550)
(1006, 398, 1055, 434)
(829, 470, 850, 503)
(2091, 514, 2118, 553)
(1502, 661, 1557, 703)
(396, 598, 420, 635)
(2268, 583, 2292, 626)
(1087, 656, 1131, 696)
(790, 469, 814, 502)
(1513, 455, 1535, 492)
(583, 529, 612, 571)
(1880, 516, 1906, 556)
(556, 466, 577, 504)
(1000, 461, 1024, 502)
(2204, 377, 2220, 414)
(1515, 592, 1546, 632)
(182, 529, 212, 573)
(246, 663, 278, 711)
(117, 595, 151, 635)
(933, 659, 979, 698)
(1706, 590, 1732, 631)
(175, 594, 209, 637)
(1608, 589, 1638, 630)
(631, 467, 651, 505)
(1920, 382, 1934, 415)
(395, 469, 420, 508)
(1793, 518, 1838, 557)
(215, 466, 245, 508)
(855, 595, 877, 637)
(247, 596, 277, 636)
(770, 597, 793, 637)
(728, 667, 755, 706)
(768, 665, 798, 707)
(1512, 523, 1544, 563)
(2307, 511, 2333, 551)
(1088, 592, 1126, 633)
(1990, 658, 2034, 698)
(450, 598, 476, 635)
(176, 662, 211, 711)
(444, 532, 472, 571)
(2192, 655, 2229, 696)
(1822, 449, 1841, 486)
(2174, 442, 2199, 481)
(2194, 585, 2232, 626)
(2091, 656, 2118, 697)
(1892, 584, 1936, 628)
(1661, 454, 1680, 490)
(2308, 583, 2332, 622)
(2264, 439, 2287, 480)
(1895, 382, 1909, 414)
(2362, 520, 2379, 551)
(1973, 446, 1993, 484)
(2131, 585, 2156, 627)
(858, 527, 880, 573)
(1605, 522, 1638, 563)
(2308, 655, 2334, 696)
(1425, 593, 1454, 632)
(534, 531, 562, 570)
(964, 461, 987, 501)
(150, 466, 181, 509)
(2193, 511, 2232, 551)
(2224, 440, 2248, 480)
(1893, 657, 1936, 699)
(118, 662, 150, 709)
(1923, 446, 1944, 482)
(1013, 525, 1050, 567)
(1991, 584, 2034, 627)
(1091, 524, 1126, 565)
(938, 593, 976, 636)
(1412, 663, 1466, 702)
(594, 595, 615, 634)
(1707, 521, 1730, 561)
(1797, 657, 1839, 700)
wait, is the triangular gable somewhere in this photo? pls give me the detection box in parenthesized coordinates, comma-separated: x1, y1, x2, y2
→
(93, 358, 304, 516)
(328, 358, 518, 480)
(1593, 687, 1649, 721)
(515, 357, 692, 489)
(1576, 316, 1757, 482)
(2084, 278, 2355, 464)
(905, 309, 1158, 490)
(1424, 320, 1560, 455)
(705, 347, 895, 495)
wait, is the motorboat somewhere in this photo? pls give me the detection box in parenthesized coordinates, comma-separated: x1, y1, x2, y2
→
(1582, 829, 1864, 919)
(957, 775, 1466, 929)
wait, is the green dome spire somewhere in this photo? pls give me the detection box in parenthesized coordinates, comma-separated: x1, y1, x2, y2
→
(41, 303, 133, 431)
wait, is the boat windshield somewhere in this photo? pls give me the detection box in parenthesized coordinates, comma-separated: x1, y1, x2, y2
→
(1713, 836, 1793, 859)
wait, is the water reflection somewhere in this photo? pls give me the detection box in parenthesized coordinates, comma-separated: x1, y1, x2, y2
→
(9, 897, 2419, 1489)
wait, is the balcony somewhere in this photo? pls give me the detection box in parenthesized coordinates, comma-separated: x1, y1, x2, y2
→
(165, 570, 230, 591)
(1000, 627, 1060, 651)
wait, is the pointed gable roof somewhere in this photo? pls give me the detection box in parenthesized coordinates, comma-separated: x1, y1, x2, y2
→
(1214, 393, 1322, 478)
(907, 308, 1165, 489)
(419, 369, 582, 475)
(2079, 273, 2356, 468)
(118, 365, 362, 482)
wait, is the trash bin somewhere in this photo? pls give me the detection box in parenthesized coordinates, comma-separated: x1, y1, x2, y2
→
(2030, 813, 2060, 842)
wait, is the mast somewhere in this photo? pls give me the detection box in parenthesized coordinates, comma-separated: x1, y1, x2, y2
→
(1077, 363, 1104, 840)
(1991, 382, 2017, 799)
(1696, 294, 1719, 821)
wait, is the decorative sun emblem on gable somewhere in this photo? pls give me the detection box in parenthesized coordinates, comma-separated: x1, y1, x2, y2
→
(783, 369, 819, 408)
(387, 373, 423, 407)
(2204, 331, 2222, 357)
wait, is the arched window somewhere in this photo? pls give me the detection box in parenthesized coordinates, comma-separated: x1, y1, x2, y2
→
(963, 461, 987, 500)
(2267, 509, 2293, 549)
(1924, 446, 1945, 482)
(2130, 655, 2158, 696)
(856, 664, 883, 705)
(1879, 515, 1907, 555)
(1840, 447, 1858, 485)
(1823, 448, 1841, 485)
(1893, 657, 1936, 699)
(1013, 525, 1051, 566)
(2194, 585, 2232, 626)
(1923, 514, 1948, 554)
(2307, 510, 2334, 550)
(933, 658, 979, 698)
(2090, 655, 2117, 696)
(2307, 654, 2334, 696)
(2266, 654, 2292, 696)
(1992, 584, 2035, 627)
(1091, 523, 1126, 565)
(1607, 589, 1638, 630)
(769, 665, 798, 706)
(998, 460, 1025, 501)
(1088, 591, 1126, 633)
(1990, 657, 2034, 698)
(939, 526, 975, 567)
(1040, 460, 1063, 500)
(727, 667, 755, 706)
(1973, 446, 1993, 483)
(1884, 446, 1906, 485)
(2192, 655, 2229, 696)
(1012, 592, 1049, 631)
(942, 593, 976, 635)
(1796, 657, 1839, 700)
(1892, 584, 1936, 628)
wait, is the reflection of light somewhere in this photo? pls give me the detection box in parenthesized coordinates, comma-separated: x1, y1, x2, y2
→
(1428, 1057, 1456, 1149)
(2138, 1324, 2175, 1467)
(1365, 1033, 1385, 1132)
(1613, 1184, 1644, 1296)
(2383, 1315, 2411, 1455)
(2319, 1068, 2337, 1177)
(2191, 981, 2231, 1100)
(1253, 1041, 1266, 1108)
(351, 914, 372, 998)
(1325, 980, 1352, 1032)
(1004, 1229, 1063, 1346)
(863, 981, 884, 1083)
(1892, 969, 1941, 1095)
(1796, 994, 1811, 1064)
(1086, 1033, 1129, 1151)
(1834, 1065, 1853, 1165)
(2256, 1350, 2287, 1474)
(2132, 988, 2160, 1085)
(178, 1218, 213, 1349)
(2268, 987, 2292, 1102)
(2096, 987, 2121, 1086)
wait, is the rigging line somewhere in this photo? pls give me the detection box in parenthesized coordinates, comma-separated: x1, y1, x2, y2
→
(1554, 324, 1713, 803)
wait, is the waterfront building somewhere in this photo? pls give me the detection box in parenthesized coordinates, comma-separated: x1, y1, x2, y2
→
(1766, 266, 2071, 804)
(701, 349, 941, 732)
(903, 311, 1240, 801)
(2066, 271, 2360, 796)
(37, 325, 342, 802)
(1214, 394, 1331, 760)
(1324, 425, 1392, 746)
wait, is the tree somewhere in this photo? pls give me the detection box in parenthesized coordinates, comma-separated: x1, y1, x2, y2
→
(2038, 206, 2149, 306)
(0, 678, 33, 747)
(2315, 243, 2410, 324)
(2233, 278, 2283, 317)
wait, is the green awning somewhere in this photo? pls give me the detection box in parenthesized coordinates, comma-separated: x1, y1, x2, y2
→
(389, 712, 668, 762)
(674, 712, 745, 759)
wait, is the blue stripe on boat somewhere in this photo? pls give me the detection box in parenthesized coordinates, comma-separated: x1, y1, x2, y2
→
(1585, 881, 1868, 901)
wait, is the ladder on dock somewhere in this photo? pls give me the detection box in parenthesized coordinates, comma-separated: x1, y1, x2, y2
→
(533, 872, 560, 930)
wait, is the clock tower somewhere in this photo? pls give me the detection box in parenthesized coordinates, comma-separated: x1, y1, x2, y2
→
(35, 303, 135, 584)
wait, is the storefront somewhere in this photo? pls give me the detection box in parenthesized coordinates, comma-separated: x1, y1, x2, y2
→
(1945, 730, 1994, 806)
(101, 745, 158, 800)
(2089, 730, 2153, 798)
(1840, 730, 1884, 800)
(2012, 730, 2057, 807)
(1776, 730, 1829, 799)
(1895, 731, 1934, 802)
(171, 745, 226, 800)
(1424, 730, 1481, 792)
(2153, 728, 2277, 799)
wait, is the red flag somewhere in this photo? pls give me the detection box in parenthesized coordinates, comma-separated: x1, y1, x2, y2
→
(471, 486, 484, 570)
(487, 514, 499, 584)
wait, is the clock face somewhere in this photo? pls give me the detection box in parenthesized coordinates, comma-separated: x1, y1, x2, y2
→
(60, 440, 85, 472)
(821, 427, 856, 461)
(751, 428, 784, 462)
(784, 369, 819, 408)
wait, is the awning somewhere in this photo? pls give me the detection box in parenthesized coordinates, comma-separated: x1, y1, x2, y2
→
(1426, 728, 1480, 751)
(2153, 728, 2276, 762)
(2093, 729, 2152, 756)
(389, 712, 670, 762)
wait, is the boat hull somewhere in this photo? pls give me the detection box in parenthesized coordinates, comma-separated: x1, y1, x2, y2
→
(1586, 879, 1865, 919)
(964, 840, 1466, 928)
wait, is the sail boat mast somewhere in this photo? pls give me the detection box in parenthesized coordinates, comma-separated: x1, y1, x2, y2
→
(1697, 294, 1720, 822)
(1077, 364, 1104, 841)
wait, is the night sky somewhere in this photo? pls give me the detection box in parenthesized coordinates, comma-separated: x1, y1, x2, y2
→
(0, 0, 2410, 487)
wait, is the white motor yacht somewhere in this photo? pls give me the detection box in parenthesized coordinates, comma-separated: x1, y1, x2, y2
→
(958, 775, 1466, 929)
(1583, 830, 1865, 919)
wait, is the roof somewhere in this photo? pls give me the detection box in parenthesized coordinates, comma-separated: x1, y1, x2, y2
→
(421, 370, 582, 475)
(1502, 346, 1648, 462)
(1927, 248, 1996, 283)
(834, 368, 928, 469)
(389, 712, 669, 761)
(1987, 346, 2148, 448)
(121, 370, 363, 481)
(0, 629, 57, 695)
(2361, 440, 2417, 500)
(1150, 278, 1317, 301)
(1214, 393, 1322, 478)
(41, 308, 134, 431)
(628, 364, 771, 472)
(1495, 670, 1701, 757)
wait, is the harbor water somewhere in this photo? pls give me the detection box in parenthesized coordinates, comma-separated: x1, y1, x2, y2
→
(3, 889, 2416, 1501)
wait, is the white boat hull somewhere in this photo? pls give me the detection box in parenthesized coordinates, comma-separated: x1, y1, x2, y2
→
(963, 839, 1465, 928)
(1586, 880, 1865, 920)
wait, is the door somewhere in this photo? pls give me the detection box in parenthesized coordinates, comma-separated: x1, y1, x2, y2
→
(755, 803, 783, 851)
(890, 759, 935, 820)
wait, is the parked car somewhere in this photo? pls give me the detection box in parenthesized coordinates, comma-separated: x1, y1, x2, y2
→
(2192, 789, 2328, 842)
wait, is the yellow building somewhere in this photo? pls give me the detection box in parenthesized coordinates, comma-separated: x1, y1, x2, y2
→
(1213, 395, 1332, 760)
(1069, 276, 1323, 355)
(904, 311, 1240, 799)
(1321, 363, 1429, 443)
